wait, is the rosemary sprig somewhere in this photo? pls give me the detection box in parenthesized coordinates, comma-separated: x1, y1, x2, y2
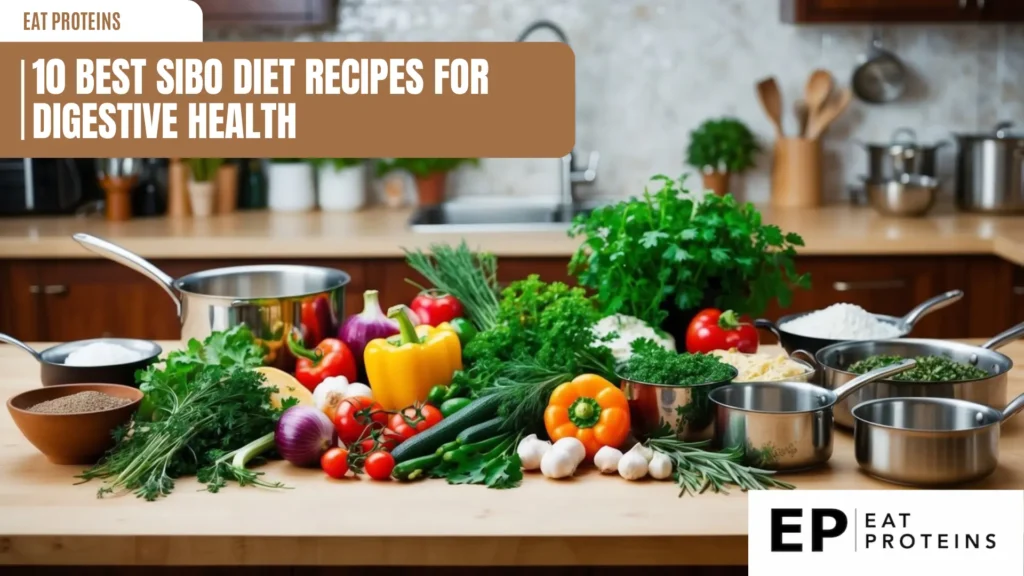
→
(645, 435, 795, 496)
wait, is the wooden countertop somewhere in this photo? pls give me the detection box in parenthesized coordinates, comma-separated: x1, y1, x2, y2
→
(2, 205, 1024, 264)
(1, 342, 1022, 567)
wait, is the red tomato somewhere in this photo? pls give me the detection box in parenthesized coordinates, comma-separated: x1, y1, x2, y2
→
(388, 404, 444, 441)
(685, 309, 759, 354)
(333, 396, 388, 445)
(321, 447, 349, 479)
(365, 451, 396, 481)
(409, 290, 464, 327)
(358, 428, 401, 454)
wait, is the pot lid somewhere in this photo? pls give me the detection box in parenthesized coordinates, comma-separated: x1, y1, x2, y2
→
(860, 127, 945, 150)
(954, 121, 1024, 141)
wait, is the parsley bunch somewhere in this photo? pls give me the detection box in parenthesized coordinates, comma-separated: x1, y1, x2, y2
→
(623, 338, 736, 386)
(569, 174, 811, 326)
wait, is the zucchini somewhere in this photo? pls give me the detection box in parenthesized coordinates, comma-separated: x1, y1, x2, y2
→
(456, 416, 504, 445)
(392, 454, 443, 481)
(391, 394, 502, 463)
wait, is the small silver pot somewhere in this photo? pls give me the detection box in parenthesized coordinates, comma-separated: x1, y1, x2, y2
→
(622, 367, 738, 442)
(816, 321, 1024, 429)
(73, 234, 350, 370)
(708, 360, 915, 471)
(859, 128, 946, 180)
(954, 122, 1024, 213)
(853, 393, 1024, 486)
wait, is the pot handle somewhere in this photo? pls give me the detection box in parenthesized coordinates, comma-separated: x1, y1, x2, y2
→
(790, 349, 819, 370)
(900, 290, 964, 330)
(994, 121, 1014, 138)
(833, 359, 916, 404)
(980, 321, 1024, 351)
(72, 233, 181, 317)
(0, 332, 41, 361)
(890, 127, 917, 144)
(1001, 393, 1024, 423)
(754, 319, 783, 342)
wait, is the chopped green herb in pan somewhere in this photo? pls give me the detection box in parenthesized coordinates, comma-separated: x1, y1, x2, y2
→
(848, 354, 989, 382)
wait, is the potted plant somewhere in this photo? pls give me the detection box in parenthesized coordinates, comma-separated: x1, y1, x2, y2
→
(686, 117, 759, 196)
(314, 158, 367, 212)
(267, 158, 316, 212)
(377, 158, 478, 206)
(569, 174, 810, 345)
(186, 158, 224, 217)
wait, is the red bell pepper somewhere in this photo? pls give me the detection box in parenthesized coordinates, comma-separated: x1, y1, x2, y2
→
(300, 295, 333, 348)
(287, 331, 357, 392)
(685, 309, 759, 354)
(409, 290, 464, 327)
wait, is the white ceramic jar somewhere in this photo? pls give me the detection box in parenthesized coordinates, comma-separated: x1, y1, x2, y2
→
(188, 180, 216, 217)
(318, 163, 366, 212)
(267, 161, 316, 212)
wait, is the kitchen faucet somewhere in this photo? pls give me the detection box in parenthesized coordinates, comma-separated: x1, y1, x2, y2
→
(515, 20, 599, 207)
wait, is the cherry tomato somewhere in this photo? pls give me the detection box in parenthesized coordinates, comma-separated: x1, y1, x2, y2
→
(333, 396, 388, 445)
(685, 309, 759, 354)
(409, 290, 464, 327)
(358, 428, 401, 453)
(364, 451, 395, 481)
(388, 404, 444, 441)
(321, 447, 349, 479)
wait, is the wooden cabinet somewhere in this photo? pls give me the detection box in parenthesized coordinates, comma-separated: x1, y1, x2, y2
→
(193, 0, 335, 27)
(781, 0, 1023, 22)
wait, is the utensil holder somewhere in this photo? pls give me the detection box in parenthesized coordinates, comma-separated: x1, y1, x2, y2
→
(771, 137, 822, 208)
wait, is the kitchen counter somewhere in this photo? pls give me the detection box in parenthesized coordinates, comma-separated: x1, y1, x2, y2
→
(1, 342, 1022, 567)
(2, 205, 1024, 264)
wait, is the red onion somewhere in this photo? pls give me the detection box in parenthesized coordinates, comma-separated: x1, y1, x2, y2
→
(339, 290, 420, 369)
(275, 406, 336, 467)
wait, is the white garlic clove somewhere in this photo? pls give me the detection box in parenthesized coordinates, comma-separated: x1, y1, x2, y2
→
(594, 446, 623, 474)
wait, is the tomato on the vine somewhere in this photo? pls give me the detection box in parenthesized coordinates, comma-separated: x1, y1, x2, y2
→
(357, 427, 402, 453)
(364, 451, 396, 480)
(388, 404, 444, 441)
(321, 447, 350, 479)
(685, 309, 759, 354)
(333, 396, 388, 445)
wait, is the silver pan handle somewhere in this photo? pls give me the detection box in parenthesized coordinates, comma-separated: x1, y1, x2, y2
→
(833, 359, 916, 404)
(72, 233, 181, 316)
(1002, 393, 1024, 423)
(980, 321, 1024, 351)
(900, 290, 963, 329)
(0, 332, 42, 361)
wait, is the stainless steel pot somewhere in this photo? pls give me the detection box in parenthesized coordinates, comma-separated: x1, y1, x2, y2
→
(73, 234, 350, 369)
(621, 366, 738, 442)
(816, 321, 1024, 429)
(860, 128, 946, 180)
(954, 122, 1024, 213)
(853, 393, 1024, 486)
(708, 360, 915, 471)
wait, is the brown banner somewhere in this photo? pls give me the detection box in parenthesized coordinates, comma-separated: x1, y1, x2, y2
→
(0, 42, 575, 158)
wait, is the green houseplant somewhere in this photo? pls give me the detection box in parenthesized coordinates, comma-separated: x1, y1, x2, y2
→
(377, 158, 479, 206)
(568, 174, 810, 344)
(185, 158, 224, 217)
(685, 117, 759, 196)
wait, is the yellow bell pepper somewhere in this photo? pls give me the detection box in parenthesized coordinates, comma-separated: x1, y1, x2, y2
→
(364, 305, 463, 410)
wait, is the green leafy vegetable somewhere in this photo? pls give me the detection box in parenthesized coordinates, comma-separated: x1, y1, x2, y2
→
(569, 174, 811, 326)
(79, 327, 284, 501)
(686, 117, 760, 174)
(431, 434, 523, 490)
(623, 338, 736, 385)
(848, 354, 988, 382)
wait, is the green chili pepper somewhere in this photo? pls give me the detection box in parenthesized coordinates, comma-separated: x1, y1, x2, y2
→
(426, 384, 448, 407)
(450, 317, 478, 347)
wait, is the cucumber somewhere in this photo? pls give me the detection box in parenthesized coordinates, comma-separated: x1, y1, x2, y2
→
(391, 394, 502, 463)
(392, 454, 443, 481)
(456, 417, 504, 445)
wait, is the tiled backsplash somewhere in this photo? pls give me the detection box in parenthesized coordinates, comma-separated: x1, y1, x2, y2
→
(210, 0, 1023, 204)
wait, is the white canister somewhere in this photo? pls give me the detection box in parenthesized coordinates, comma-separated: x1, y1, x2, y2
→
(188, 180, 216, 217)
(267, 162, 316, 212)
(318, 163, 366, 212)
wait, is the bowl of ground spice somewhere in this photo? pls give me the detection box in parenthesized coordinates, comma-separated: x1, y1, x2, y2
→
(7, 383, 143, 464)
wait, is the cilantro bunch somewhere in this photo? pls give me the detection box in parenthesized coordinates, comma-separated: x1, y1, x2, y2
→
(569, 174, 811, 327)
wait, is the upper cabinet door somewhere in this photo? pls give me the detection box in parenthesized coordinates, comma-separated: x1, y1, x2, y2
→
(782, 0, 981, 23)
(194, 0, 335, 28)
(978, 0, 1024, 21)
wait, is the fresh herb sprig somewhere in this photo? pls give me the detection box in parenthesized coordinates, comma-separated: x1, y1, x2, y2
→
(433, 433, 524, 490)
(569, 174, 810, 326)
(623, 338, 736, 385)
(405, 241, 500, 332)
(645, 432, 795, 496)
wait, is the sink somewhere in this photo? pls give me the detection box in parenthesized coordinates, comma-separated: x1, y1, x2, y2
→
(409, 198, 599, 233)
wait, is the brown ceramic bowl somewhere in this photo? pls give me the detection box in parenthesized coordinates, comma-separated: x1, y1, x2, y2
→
(7, 383, 143, 464)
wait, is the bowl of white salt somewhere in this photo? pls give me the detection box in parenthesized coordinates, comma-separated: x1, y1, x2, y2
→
(753, 290, 963, 358)
(0, 333, 161, 388)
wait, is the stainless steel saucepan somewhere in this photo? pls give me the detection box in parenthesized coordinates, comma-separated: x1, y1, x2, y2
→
(73, 234, 351, 369)
(708, 360, 915, 471)
(853, 393, 1024, 486)
(816, 321, 1024, 429)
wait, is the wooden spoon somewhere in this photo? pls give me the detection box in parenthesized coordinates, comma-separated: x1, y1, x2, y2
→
(756, 77, 785, 138)
(804, 69, 834, 131)
(793, 100, 809, 137)
(806, 88, 852, 140)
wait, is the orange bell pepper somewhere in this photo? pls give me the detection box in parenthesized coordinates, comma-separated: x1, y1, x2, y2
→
(543, 374, 630, 460)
